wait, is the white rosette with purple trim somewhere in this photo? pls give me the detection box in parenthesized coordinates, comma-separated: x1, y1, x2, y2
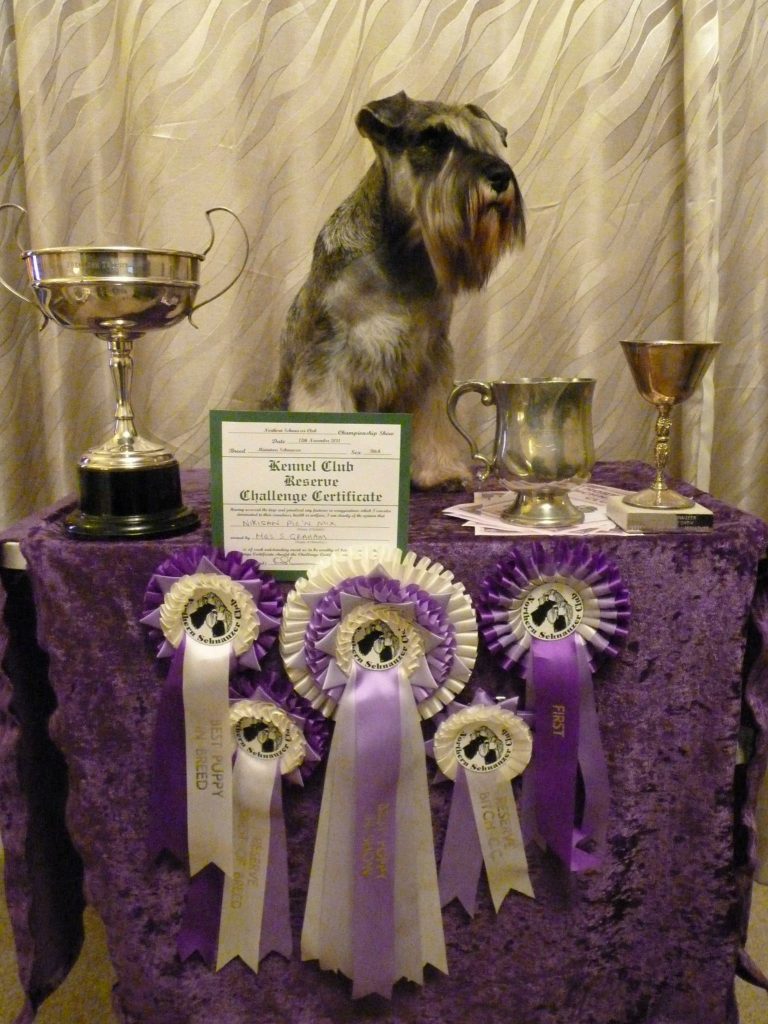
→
(141, 548, 282, 876)
(215, 697, 308, 972)
(478, 542, 629, 872)
(176, 672, 331, 974)
(429, 690, 534, 915)
(280, 547, 477, 999)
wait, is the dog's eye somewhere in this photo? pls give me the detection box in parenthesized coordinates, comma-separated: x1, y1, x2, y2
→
(414, 126, 452, 152)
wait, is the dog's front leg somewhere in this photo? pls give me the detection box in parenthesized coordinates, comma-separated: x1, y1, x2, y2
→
(410, 371, 473, 490)
(288, 373, 357, 414)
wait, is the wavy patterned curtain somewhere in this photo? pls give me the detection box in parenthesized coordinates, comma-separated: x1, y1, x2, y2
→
(1, 0, 767, 528)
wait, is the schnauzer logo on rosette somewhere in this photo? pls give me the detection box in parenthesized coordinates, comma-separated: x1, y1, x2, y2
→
(428, 688, 534, 917)
(176, 669, 331, 976)
(478, 541, 629, 872)
(280, 546, 477, 999)
(141, 547, 283, 877)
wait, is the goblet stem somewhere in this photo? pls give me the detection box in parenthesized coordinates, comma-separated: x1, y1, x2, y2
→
(107, 329, 139, 450)
(651, 401, 673, 496)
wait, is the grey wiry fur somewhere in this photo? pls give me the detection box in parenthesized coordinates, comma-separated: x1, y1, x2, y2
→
(270, 91, 525, 488)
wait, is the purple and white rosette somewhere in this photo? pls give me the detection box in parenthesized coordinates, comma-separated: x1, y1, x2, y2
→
(428, 689, 534, 916)
(280, 547, 477, 999)
(177, 672, 331, 974)
(141, 547, 283, 875)
(478, 542, 629, 872)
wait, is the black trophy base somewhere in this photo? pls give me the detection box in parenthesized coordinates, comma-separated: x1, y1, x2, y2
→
(64, 462, 200, 539)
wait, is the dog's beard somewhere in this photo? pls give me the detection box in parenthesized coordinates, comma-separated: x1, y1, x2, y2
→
(416, 155, 524, 293)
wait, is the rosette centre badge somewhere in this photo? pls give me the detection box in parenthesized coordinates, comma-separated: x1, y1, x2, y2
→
(182, 588, 242, 646)
(455, 722, 515, 774)
(233, 702, 303, 769)
(351, 617, 408, 671)
(521, 582, 583, 641)
(162, 572, 258, 656)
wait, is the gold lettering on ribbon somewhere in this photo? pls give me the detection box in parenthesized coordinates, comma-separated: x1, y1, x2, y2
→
(552, 704, 566, 738)
(228, 812, 265, 911)
(360, 802, 391, 880)
(478, 788, 520, 861)
(193, 721, 228, 791)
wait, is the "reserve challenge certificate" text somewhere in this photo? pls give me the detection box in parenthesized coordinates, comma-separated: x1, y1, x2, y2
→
(210, 411, 411, 579)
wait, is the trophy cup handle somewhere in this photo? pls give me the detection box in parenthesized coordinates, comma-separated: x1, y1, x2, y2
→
(446, 380, 495, 481)
(190, 207, 251, 320)
(0, 203, 39, 307)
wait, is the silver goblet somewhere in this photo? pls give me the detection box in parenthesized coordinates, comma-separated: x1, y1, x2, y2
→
(0, 204, 249, 538)
(620, 339, 720, 510)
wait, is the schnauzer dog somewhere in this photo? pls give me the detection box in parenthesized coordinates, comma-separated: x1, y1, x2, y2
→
(270, 91, 525, 488)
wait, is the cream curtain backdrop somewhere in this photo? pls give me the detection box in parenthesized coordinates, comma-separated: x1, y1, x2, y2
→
(1, 0, 767, 529)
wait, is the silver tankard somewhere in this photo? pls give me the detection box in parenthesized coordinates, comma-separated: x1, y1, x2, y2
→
(447, 377, 596, 528)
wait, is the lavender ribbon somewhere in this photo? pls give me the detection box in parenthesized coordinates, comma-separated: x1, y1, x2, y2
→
(148, 642, 188, 861)
(438, 769, 484, 915)
(177, 769, 292, 967)
(351, 666, 401, 997)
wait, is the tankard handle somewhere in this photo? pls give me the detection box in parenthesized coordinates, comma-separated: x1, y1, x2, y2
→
(0, 203, 37, 307)
(190, 206, 250, 319)
(446, 380, 496, 481)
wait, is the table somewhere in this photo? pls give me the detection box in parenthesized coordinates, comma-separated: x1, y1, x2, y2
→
(2, 463, 768, 1024)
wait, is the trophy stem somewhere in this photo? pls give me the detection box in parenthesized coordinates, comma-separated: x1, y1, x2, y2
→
(624, 399, 693, 510)
(106, 329, 139, 449)
(651, 401, 672, 496)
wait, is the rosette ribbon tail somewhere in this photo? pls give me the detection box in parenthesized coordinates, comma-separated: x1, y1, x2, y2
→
(352, 665, 400, 997)
(178, 865, 224, 966)
(302, 664, 446, 999)
(182, 639, 234, 876)
(438, 769, 484, 915)
(531, 635, 606, 871)
(575, 639, 611, 863)
(465, 769, 533, 908)
(216, 754, 292, 972)
(149, 648, 188, 862)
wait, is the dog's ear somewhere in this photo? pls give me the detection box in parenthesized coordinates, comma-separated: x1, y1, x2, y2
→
(356, 91, 411, 146)
(466, 103, 508, 147)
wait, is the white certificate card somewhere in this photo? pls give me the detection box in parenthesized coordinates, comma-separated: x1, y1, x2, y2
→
(210, 411, 411, 579)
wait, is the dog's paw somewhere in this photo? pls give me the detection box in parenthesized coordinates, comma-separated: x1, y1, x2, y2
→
(411, 460, 473, 492)
(411, 474, 469, 493)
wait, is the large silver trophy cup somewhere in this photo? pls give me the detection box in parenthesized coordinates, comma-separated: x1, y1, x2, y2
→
(0, 204, 248, 538)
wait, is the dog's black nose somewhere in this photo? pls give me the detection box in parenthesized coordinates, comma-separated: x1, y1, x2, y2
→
(484, 159, 513, 194)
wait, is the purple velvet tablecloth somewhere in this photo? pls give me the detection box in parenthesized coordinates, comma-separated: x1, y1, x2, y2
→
(2, 462, 768, 1023)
